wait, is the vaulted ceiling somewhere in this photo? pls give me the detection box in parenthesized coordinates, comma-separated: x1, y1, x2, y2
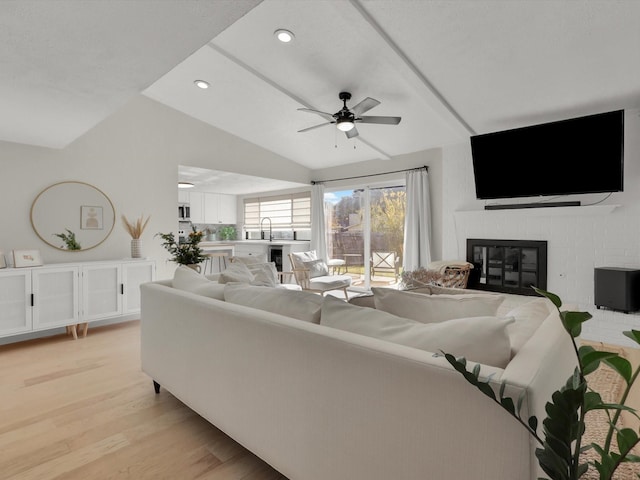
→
(2, 0, 640, 173)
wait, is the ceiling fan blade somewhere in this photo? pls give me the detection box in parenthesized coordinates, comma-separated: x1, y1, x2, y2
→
(297, 108, 335, 122)
(352, 97, 380, 117)
(345, 126, 359, 139)
(298, 122, 333, 133)
(358, 115, 402, 125)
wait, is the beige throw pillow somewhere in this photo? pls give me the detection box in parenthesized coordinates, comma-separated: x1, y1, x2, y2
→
(290, 250, 317, 269)
(372, 287, 505, 324)
(172, 265, 225, 300)
(218, 262, 256, 284)
(505, 298, 554, 356)
(247, 262, 279, 287)
(224, 284, 324, 323)
(304, 259, 329, 278)
(320, 296, 514, 368)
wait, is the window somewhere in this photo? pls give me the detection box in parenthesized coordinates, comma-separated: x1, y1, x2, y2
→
(244, 192, 311, 232)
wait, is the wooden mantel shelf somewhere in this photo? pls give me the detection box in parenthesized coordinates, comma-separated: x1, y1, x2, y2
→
(455, 204, 620, 217)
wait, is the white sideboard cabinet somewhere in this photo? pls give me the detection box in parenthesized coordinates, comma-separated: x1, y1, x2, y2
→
(0, 259, 155, 340)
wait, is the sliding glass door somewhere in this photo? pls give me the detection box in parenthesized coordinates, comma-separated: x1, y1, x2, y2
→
(325, 183, 405, 291)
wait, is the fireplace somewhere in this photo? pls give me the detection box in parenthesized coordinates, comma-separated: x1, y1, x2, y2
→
(466, 239, 547, 296)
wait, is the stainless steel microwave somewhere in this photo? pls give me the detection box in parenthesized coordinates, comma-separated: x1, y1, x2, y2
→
(178, 203, 190, 221)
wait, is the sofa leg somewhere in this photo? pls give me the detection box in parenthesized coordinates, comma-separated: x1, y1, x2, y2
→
(153, 380, 161, 394)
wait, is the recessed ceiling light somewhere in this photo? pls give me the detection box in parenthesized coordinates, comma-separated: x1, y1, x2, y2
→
(193, 80, 210, 89)
(178, 182, 195, 189)
(274, 29, 295, 43)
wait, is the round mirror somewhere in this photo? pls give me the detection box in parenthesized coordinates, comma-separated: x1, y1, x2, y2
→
(31, 181, 115, 251)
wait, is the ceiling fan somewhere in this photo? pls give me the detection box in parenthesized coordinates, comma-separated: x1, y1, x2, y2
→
(297, 92, 401, 139)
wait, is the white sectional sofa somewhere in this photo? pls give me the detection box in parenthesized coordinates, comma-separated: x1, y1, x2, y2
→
(140, 269, 577, 480)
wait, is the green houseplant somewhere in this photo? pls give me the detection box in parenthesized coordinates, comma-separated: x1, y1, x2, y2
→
(156, 227, 206, 269)
(442, 287, 640, 480)
(53, 229, 81, 250)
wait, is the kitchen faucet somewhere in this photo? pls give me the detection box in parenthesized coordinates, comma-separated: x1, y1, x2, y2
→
(260, 217, 273, 242)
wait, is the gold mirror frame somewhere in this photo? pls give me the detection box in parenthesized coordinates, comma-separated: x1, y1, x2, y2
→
(31, 181, 116, 252)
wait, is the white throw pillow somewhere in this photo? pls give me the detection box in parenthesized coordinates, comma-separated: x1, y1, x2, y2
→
(224, 283, 324, 323)
(172, 265, 225, 300)
(230, 254, 268, 265)
(321, 296, 514, 368)
(304, 259, 329, 278)
(218, 262, 256, 284)
(290, 250, 317, 269)
(372, 287, 505, 324)
(505, 298, 554, 356)
(247, 262, 279, 287)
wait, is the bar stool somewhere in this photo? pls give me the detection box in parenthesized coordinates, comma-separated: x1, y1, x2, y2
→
(203, 252, 229, 275)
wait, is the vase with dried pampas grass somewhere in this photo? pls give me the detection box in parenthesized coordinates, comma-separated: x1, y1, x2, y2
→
(121, 214, 151, 258)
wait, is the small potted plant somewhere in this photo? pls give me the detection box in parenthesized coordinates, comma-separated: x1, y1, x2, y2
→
(156, 227, 206, 271)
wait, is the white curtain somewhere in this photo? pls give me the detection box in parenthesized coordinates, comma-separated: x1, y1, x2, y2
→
(403, 168, 432, 271)
(310, 183, 328, 261)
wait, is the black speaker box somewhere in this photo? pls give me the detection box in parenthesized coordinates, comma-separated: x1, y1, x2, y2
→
(594, 267, 640, 313)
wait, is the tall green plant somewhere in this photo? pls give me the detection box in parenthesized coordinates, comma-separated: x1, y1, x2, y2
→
(156, 227, 205, 266)
(443, 287, 640, 479)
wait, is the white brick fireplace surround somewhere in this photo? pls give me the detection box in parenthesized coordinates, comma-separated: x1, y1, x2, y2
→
(440, 109, 640, 347)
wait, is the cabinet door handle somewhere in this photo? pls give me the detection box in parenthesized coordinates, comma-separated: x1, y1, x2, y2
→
(120, 284, 124, 295)
(31, 293, 34, 307)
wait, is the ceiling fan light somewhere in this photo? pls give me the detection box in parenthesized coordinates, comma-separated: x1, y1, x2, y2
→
(337, 120, 355, 132)
(274, 29, 295, 43)
(178, 182, 195, 189)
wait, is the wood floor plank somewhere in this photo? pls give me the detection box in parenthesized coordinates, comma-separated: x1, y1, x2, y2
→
(0, 321, 286, 480)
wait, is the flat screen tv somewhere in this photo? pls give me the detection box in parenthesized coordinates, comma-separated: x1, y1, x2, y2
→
(470, 109, 624, 200)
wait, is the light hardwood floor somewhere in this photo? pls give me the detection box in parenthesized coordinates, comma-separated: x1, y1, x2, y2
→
(0, 321, 287, 480)
(3, 322, 640, 480)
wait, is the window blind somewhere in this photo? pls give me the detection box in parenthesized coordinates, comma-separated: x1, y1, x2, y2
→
(244, 192, 311, 230)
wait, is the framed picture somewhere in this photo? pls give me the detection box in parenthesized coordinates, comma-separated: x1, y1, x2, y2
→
(0, 250, 6, 269)
(13, 249, 43, 268)
(81, 205, 103, 230)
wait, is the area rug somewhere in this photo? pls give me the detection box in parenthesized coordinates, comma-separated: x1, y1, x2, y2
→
(580, 341, 640, 479)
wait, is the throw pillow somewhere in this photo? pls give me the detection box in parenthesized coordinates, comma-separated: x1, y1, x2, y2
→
(172, 265, 225, 300)
(505, 298, 554, 357)
(230, 254, 268, 265)
(218, 262, 256, 284)
(371, 287, 505, 324)
(290, 250, 317, 269)
(224, 283, 324, 323)
(247, 262, 279, 287)
(320, 296, 514, 368)
(303, 259, 329, 278)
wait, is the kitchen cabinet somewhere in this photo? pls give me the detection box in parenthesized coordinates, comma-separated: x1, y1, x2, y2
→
(178, 190, 190, 204)
(189, 192, 205, 223)
(0, 259, 154, 341)
(186, 192, 235, 225)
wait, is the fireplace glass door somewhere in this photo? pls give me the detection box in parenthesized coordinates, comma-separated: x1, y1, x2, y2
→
(467, 239, 547, 296)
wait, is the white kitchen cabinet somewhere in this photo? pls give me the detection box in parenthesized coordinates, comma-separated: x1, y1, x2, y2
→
(178, 190, 190, 204)
(217, 194, 237, 224)
(189, 192, 205, 223)
(202, 193, 237, 225)
(0, 259, 155, 341)
(233, 243, 268, 257)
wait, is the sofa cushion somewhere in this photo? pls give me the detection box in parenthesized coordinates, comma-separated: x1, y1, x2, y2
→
(172, 265, 225, 300)
(320, 296, 514, 368)
(505, 298, 554, 356)
(371, 287, 505, 323)
(218, 262, 256, 284)
(246, 262, 279, 287)
(304, 259, 329, 278)
(290, 250, 317, 269)
(310, 274, 352, 290)
(224, 283, 324, 323)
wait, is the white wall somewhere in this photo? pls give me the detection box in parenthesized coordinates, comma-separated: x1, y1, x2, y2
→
(441, 109, 640, 346)
(0, 95, 311, 281)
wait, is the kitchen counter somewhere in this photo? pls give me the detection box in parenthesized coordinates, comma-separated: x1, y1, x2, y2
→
(200, 240, 310, 247)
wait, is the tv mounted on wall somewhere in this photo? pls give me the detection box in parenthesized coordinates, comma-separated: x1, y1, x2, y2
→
(470, 109, 624, 201)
